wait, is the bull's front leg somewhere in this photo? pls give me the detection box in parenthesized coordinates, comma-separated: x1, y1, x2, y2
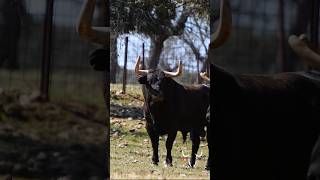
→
(189, 130, 200, 168)
(146, 124, 159, 165)
(165, 131, 177, 167)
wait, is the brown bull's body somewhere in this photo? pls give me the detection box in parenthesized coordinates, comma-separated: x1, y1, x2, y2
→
(209, 64, 320, 180)
(138, 69, 210, 167)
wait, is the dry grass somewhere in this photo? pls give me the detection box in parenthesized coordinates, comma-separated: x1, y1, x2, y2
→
(110, 84, 210, 179)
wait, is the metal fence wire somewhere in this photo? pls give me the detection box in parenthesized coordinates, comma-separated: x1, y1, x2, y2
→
(0, 0, 106, 105)
(211, 0, 319, 74)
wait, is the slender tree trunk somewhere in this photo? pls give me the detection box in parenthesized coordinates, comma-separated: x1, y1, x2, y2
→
(148, 36, 165, 69)
(110, 34, 118, 83)
(197, 57, 201, 84)
(277, 0, 286, 72)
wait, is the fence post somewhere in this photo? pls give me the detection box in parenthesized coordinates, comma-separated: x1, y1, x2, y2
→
(310, 0, 319, 49)
(142, 43, 145, 69)
(40, 0, 54, 101)
(122, 37, 128, 94)
(277, 0, 286, 72)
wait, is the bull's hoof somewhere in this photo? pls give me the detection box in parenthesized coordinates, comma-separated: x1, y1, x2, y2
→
(152, 156, 159, 165)
(184, 163, 194, 169)
(188, 160, 196, 168)
(164, 160, 173, 167)
(188, 160, 195, 168)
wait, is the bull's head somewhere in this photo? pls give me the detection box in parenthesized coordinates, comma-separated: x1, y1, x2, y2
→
(135, 56, 182, 102)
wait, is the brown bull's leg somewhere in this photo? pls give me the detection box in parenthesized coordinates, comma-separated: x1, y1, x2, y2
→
(165, 131, 177, 166)
(205, 127, 212, 170)
(146, 125, 159, 165)
(189, 130, 200, 167)
(205, 106, 212, 170)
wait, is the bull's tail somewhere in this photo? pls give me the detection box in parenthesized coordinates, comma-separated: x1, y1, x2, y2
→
(182, 131, 188, 143)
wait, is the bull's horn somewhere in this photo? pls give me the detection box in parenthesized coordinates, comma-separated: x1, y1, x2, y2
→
(134, 56, 149, 76)
(200, 72, 210, 82)
(77, 0, 110, 44)
(163, 60, 183, 77)
(182, 150, 190, 158)
(288, 34, 320, 69)
(209, 0, 232, 49)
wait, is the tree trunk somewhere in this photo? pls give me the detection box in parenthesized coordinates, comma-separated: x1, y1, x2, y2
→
(197, 57, 201, 84)
(110, 34, 118, 83)
(0, 0, 21, 70)
(287, 0, 309, 71)
(148, 36, 165, 69)
(277, 0, 286, 72)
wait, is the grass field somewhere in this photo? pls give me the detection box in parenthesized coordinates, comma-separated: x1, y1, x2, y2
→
(0, 69, 105, 106)
(110, 84, 210, 179)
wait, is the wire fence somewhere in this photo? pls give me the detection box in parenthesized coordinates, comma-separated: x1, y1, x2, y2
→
(1, 0, 318, 99)
(211, 0, 319, 74)
(114, 0, 318, 88)
(0, 0, 105, 106)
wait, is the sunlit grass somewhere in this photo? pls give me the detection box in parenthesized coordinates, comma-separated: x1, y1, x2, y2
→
(110, 118, 210, 179)
(110, 84, 209, 179)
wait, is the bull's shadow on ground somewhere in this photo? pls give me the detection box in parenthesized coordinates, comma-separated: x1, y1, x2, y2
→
(0, 89, 108, 179)
(0, 133, 106, 179)
(110, 103, 143, 119)
(110, 86, 144, 119)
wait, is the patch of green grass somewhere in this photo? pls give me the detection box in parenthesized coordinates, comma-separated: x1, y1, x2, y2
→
(110, 84, 143, 107)
(110, 118, 210, 179)
(0, 69, 105, 107)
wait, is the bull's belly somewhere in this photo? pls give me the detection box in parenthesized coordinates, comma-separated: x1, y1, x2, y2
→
(153, 120, 204, 135)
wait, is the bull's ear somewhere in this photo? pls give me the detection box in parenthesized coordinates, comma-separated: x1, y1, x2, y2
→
(210, 64, 240, 92)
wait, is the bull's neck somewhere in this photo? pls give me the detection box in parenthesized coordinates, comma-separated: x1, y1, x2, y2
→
(163, 77, 183, 94)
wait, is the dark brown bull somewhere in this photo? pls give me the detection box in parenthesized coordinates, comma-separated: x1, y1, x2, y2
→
(208, 0, 320, 179)
(135, 57, 210, 168)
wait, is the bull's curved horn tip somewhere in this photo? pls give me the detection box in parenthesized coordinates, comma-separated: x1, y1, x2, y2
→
(200, 72, 210, 81)
(135, 55, 149, 75)
(210, 0, 232, 49)
(163, 60, 183, 77)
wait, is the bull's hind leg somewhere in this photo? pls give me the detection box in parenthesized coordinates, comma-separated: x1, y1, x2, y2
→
(205, 126, 212, 170)
(165, 131, 177, 167)
(205, 106, 212, 170)
(189, 130, 200, 168)
(146, 126, 159, 165)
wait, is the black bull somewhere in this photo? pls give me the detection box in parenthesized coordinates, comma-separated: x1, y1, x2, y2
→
(137, 70, 210, 167)
(208, 64, 320, 180)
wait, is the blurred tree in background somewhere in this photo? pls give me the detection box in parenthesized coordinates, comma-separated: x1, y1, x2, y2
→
(111, 0, 209, 76)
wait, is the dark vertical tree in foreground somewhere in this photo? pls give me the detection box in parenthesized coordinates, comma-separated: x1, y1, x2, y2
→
(277, 0, 287, 72)
(0, 0, 29, 70)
